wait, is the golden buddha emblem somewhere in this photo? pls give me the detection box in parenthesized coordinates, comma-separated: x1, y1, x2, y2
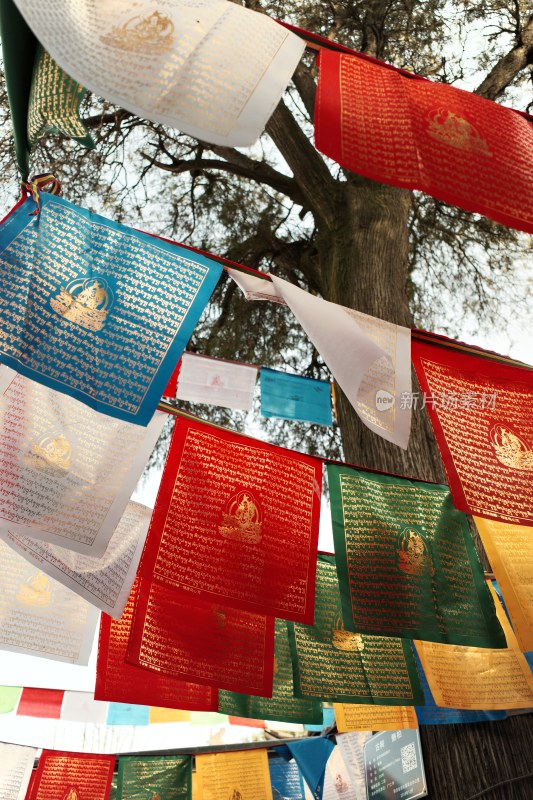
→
(150, 794, 161, 800)
(489, 424, 533, 471)
(100, 11, 175, 54)
(51, 276, 114, 332)
(427, 108, 492, 156)
(396, 527, 434, 576)
(63, 789, 80, 800)
(25, 432, 72, 474)
(229, 789, 244, 800)
(17, 570, 53, 607)
(332, 610, 364, 652)
(219, 490, 262, 544)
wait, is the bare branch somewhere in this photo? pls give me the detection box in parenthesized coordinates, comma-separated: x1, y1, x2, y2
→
(476, 13, 533, 100)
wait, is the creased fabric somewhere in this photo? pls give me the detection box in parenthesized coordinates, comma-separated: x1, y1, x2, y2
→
(25, 750, 115, 800)
(177, 352, 258, 411)
(260, 367, 333, 426)
(0, 743, 37, 800)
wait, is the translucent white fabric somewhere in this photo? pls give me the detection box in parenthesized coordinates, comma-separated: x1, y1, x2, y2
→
(177, 352, 258, 411)
(0, 743, 37, 800)
(14, 0, 305, 146)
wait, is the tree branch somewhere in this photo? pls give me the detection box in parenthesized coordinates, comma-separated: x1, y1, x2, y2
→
(476, 13, 533, 100)
(292, 60, 318, 120)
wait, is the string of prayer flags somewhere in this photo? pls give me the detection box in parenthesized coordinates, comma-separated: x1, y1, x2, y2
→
(61, 692, 108, 725)
(0, 686, 22, 714)
(0, 192, 222, 426)
(177, 352, 258, 411)
(328, 463, 506, 648)
(13, 0, 305, 148)
(269, 758, 307, 800)
(95, 581, 218, 711)
(287, 556, 424, 705)
(314, 48, 533, 234)
(0, 743, 37, 800)
(411, 336, 533, 526)
(25, 750, 115, 800)
(229, 270, 412, 448)
(285, 737, 335, 800)
(0, 366, 164, 557)
(126, 578, 275, 697)
(260, 367, 333, 426)
(16, 688, 64, 718)
(414, 584, 533, 710)
(106, 703, 150, 727)
(196, 750, 272, 800)
(475, 517, 533, 651)
(334, 703, 418, 733)
(217, 619, 323, 725)
(117, 755, 192, 800)
(0, 539, 99, 664)
(28, 46, 94, 149)
(139, 415, 321, 624)
(2, 501, 152, 618)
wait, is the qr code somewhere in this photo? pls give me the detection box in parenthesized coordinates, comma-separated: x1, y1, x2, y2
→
(401, 742, 417, 774)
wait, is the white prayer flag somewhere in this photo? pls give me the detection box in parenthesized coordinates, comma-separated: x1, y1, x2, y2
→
(1, 501, 151, 618)
(61, 691, 109, 724)
(177, 352, 258, 411)
(0, 538, 99, 664)
(14, 0, 305, 147)
(0, 367, 164, 556)
(0, 743, 37, 800)
(228, 271, 412, 448)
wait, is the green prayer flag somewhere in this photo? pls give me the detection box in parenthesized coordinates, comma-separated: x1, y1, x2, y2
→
(117, 755, 192, 800)
(27, 46, 95, 150)
(218, 619, 323, 725)
(287, 555, 424, 705)
(327, 464, 506, 648)
(0, 685, 22, 713)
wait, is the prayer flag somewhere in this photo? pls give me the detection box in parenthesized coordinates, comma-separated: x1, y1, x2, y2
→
(218, 619, 323, 725)
(0, 193, 222, 425)
(126, 578, 275, 696)
(411, 336, 533, 525)
(287, 556, 424, 705)
(61, 692, 108, 724)
(106, 703, 150, 726)
(269, 758, 307, 800)
(328, 463, 505, 647)
(2, 501, 152, 617)
(0, 539, 99, 664)
(116, 755, 192, 800)
(0, 743, 36, 800)
(415, 584, 533, 710)
(177, 352, 258, 411)
(0, 366, 164, 557)
(229, 270, 411, 448)
(334, 702, 418, 732)
(139, 416, 321, 624)
(13, 0, 305, 147)
(28, 46, 94, 149)
(17, 688, 64, 718)
(260, 367, 333, 426)
(286, 738, 335, 800)
(315, 48, 533, 234)
(475, 517, 533, 651)
(0, 686, 22, 714)
(25, 750, 115, 800)
(229, 716, 266, 728)
(95, 581, 218, 711)
(149, 707, 191, 724)
(196, 750, 272, 800)
(323, 734, 370, 800)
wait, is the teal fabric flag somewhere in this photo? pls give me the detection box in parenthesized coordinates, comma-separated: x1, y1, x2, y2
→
(286, 737, 335, 800)
(269, 757, 307, 800)
(260, 368, 333, 426)
(107, 703, 150, 726)
(0, 193, 222, 425)
(304, 706, 335, 732)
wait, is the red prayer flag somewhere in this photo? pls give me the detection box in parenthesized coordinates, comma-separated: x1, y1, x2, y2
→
(17, 688, 64, 719)
(127, 578, 275, 697)
(25, 750, 115, 800)
(139, 416, 321, 623)
(163, 358, 182, 398)
(95, 580, 218, 711)
(229, 716, 266, 728)
(315, 48, 533, 234)
(411, 336, 533, 525)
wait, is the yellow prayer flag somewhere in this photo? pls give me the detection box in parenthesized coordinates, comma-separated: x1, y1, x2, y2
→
(192, 771, 199, 800)
(196, 750, 272, 800)
(149, 707, 191, 724)
(334, 703, 418, 732)
(415, 583, 533, 710)
(474, 516, 533, 651)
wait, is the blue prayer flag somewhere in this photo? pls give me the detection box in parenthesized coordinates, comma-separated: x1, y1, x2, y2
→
(304, 706, 335, 732)
(414, 651, 506, 725)
(0, 194, 222, 425)
(260, 368, 333, 426)
(107, 702, 150, 726)
(525, 652, 533, 672)
(286, 737, 335, 800)
(269, 757, 307, 800)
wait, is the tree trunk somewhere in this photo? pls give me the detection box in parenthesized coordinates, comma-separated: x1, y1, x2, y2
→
(314, 177, 533, 800)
